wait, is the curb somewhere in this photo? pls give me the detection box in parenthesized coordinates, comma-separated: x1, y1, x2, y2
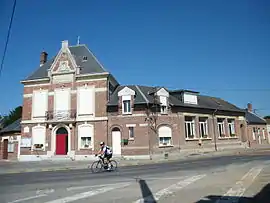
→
(1, 148, 269, 175)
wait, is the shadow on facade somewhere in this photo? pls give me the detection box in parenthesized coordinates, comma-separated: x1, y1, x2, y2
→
(196, 183, 270, 203)
(137, 178, 157, 203)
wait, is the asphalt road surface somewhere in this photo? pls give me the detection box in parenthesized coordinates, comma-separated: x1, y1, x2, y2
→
(1, 153, 270, 203)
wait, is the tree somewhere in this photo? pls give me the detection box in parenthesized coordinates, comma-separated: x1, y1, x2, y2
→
(2, 106, 22, 127)
(264, 115, 270, 119)
(145, 87, 159, 160)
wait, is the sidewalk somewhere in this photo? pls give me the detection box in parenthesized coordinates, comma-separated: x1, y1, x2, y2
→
(0, 146, 269, 175)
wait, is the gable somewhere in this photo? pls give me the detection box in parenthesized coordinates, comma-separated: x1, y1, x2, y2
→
(118, 86, 135, 97)
(156, 88, 169, 97)
(50, 48, 77, 74)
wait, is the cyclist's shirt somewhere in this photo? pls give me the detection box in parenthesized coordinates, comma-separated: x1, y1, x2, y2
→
(101, 145, 112, 156)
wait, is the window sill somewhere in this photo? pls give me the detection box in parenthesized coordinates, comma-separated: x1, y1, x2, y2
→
(218, 136, 238, 140)
(185, 138, 199, 141)
(200, 138, 212, 140)
(79, 147, 93, 150)
(158, 145, 174, 148)
(122, 112, 132, 116)
(128, 138, 134, 141)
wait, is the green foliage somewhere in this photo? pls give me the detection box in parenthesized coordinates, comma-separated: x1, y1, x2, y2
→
(264, 115, 270, 119)
(2, 106, 22, 128)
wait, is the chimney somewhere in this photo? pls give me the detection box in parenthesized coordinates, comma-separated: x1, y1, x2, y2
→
(247, 103, 252, 112)
(40, 51, 48, 66)
(62, 40, 68, 49)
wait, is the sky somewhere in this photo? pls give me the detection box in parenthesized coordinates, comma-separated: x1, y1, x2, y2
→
(0, 0, 270, 116)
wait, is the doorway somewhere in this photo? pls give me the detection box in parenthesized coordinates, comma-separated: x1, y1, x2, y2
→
(2, 139, 8, 159)
(55, 127, 68, 155)
(112, 127, 121, 156)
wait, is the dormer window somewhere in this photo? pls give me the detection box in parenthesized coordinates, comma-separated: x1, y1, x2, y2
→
(156, 88, 169, 115)
(159, 95, 168, 114)
(82, 56, 88, 61)
(123, 99, 131, 114)
(118, 86, 135, 115)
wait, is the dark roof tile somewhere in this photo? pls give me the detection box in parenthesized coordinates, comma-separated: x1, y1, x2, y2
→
(245, 111, 266, 125)
(0, 118, 21, 134)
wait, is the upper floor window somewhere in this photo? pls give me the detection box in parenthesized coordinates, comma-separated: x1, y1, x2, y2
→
(199, 117, 208, 138)
(117, 87, 135, 115)
(185, 116, 196, 139)
(123, 100, 131, 114)
(217, 118, 225, 138)
(252, 127, 256, 140)
(228, 119, 236, 137)
(159, 96, 168, 114)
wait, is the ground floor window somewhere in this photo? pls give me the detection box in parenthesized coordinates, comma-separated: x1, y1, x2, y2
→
(158, 126, 172, 146)
(78, 124, 93, 149)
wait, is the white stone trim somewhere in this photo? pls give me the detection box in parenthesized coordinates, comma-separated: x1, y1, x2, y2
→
(23, 87, 107, 98)
(21, 78, 49, 84)
(95, 87, 107, 92)
(76, 117, 108, 122)
(126, 124, 136, 127)
(116, 113, 146, 117)
(21, 116, 108, 124)
(182, 113, 210, 117)
(51, 124, 71, 156)
(139, 123, 148, 127)
(76, 78, 107, 82)
(118, 86, 135, 96)
(24, 83, 50, 87)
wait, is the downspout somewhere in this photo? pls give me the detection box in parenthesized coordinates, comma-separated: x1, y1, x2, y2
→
(212, 109, 218, 151)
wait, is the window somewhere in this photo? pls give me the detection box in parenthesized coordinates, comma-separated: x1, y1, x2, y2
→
(77, 87, 95, 117)
(32, 125, 46, 150)
(128, 127, 134, 139)
(8, 143, 15, 153)
(32, 90, 48, 119)
(199, 117, 208, 138)
(217, 118, 225, 137)
(252, 127, 256, 140)
(159, 96, 168, 114)
(78, 124, 93, 149)
(228, 119, 236, 137)
(262, 128, 266, 139)
(185, 116, 196, 139)
(123, 100, 131, 114)
(158, 126, 172, 146)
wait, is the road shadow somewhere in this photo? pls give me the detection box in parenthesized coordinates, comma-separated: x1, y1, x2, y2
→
(137, 178, 157, 203)
(196, 183, 270, 203)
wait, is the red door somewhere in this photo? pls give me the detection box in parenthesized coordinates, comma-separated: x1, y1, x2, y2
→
(56, 134, 68, 155)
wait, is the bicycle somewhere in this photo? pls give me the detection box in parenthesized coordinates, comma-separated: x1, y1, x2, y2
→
(90, 154, 118, 173)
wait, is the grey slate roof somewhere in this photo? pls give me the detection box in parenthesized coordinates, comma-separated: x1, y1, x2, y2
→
(108, 85, 245, 113)
(0, 118, 21, 134)
(245, 110, 266, 125)
(24, 44, 107, 81)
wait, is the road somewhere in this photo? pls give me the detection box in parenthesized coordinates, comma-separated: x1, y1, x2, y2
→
(0, 153, 270, 203)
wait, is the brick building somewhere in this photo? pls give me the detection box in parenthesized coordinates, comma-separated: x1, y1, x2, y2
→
(20, 40, 119, 161)
(19, 40, 249, 161)
(0, 119, 21, 160)
(245, 104, 269, 147)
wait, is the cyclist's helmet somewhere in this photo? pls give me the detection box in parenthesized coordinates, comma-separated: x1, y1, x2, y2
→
(100, 141, 105, 146)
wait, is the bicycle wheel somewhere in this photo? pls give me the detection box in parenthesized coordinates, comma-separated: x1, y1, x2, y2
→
(110, 160, 118, 171)
(90, 160, 103, 173)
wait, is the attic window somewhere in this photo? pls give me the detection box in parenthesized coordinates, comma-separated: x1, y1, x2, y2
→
(82, 56, 88, 61)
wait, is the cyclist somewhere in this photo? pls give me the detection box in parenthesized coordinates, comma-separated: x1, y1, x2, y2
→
(96, 141, 113, 170)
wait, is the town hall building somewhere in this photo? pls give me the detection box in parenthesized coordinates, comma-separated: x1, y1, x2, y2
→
(14, 40, 265, 161)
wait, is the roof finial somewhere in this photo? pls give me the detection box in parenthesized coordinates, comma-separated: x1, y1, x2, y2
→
(77, 36, 80, 45)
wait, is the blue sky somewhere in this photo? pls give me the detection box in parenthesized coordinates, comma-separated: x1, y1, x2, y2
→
(0, 0, 270, 116)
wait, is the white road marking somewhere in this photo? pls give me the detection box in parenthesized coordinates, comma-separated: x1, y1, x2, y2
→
(66, 183, 128, 191)
(216, 166, 264, 203)
(7, 194, 47, 203)
(36, 188, 55, 194)
(133, 174, 206, 203)
(44, 183, 131, 203)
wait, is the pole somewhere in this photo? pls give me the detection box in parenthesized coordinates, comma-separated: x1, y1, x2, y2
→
(212, 109, 218, 151)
